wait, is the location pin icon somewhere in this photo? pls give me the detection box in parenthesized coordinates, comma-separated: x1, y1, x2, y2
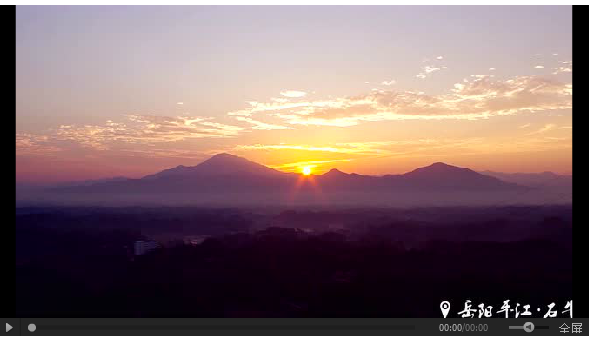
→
(440, 301, 450, 318)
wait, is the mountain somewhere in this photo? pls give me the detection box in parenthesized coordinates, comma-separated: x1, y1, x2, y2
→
(51, 155, 522, 193)
(36, 154, 546, 207)
(323, 168, 348, 178)
(142, 153, 286, 180)
(314, 162, 520, 191)
(400, 162, 517, 190)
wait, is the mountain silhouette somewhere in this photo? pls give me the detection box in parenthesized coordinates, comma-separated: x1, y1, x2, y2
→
(322, 168, 351, 179)
(143, 153, 286, 180)
(43, 154, 540, 206)
(54, 154, 522, 192)
(400, 162, 512, 189)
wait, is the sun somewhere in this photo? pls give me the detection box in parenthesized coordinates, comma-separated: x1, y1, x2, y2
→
(302, 166, 312, 176)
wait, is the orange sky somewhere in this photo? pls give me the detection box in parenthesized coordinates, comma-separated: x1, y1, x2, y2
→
(16, 6, 572, 182)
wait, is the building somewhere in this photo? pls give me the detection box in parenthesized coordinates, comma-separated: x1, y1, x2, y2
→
(133, 240, 160, 256)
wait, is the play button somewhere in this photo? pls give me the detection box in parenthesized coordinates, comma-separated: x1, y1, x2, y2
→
(524, 322, 535, 333)
(5, 323, 12, 333)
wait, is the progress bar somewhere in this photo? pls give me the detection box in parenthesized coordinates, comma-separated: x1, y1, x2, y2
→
(2, 318, 585, 336)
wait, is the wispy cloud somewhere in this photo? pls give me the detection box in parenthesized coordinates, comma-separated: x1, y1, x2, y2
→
(519, 123, 531, 129)
(228, 75, 572, 128)
(236, 139, 485, 158)
(17, 115, 244, 155)
(416, 65, 443, 79)
(527, 123, 556, 135)
(235, 116, 290, 130)
(534, 65, 545, 69)
(16, 133, 62, 155)
(236, 144, 367, 154)
(552, 61, 572, 75)
(280, 90, 307, 98)
(235, 135, 572, 169)
(417, 55, 446, 78)
(381, 79, 396, 86)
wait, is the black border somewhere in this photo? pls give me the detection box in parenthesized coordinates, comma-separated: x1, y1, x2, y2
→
(571, 4, 589, 319)
(3, 4, 16, 319)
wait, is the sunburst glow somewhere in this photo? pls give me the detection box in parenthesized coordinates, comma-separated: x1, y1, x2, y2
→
(302, 166, 313, 176)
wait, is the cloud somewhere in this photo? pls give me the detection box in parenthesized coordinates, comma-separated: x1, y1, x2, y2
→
(534, 65, 545, 69)
(176, 102, 184, 105)
(228, 75, 571, 128)
(519, 123, 531, 129)
(235, 116, 290, 130)
(381, 79, 396, 86)
(236, 144, 365, 154)
(489, 68, 496, 71)
(270, 97, 290, 103)
(417, 65, 443, 79)
(236, 139, 484, 158)
(234, 135, 572, 168)
(16, 134, 63, 155)
(16, 115, 244, 155)
(553, 67, 572, 74)
(436, 56, 443, 60)
(527, 123, 556, 135)
(552, 61, 572, 75)
(280, 90, 307, 98)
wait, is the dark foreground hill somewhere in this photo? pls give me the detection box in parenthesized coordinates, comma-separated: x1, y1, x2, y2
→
(16, 205, 573, 318)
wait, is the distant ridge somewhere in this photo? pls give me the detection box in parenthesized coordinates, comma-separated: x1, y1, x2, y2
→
(22, 153, 574, 206)
(480, 170, 572, 190)
(49, 154, 524, 195)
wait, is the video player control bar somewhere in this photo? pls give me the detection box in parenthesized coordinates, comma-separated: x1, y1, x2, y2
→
(1, 318, 587, 336)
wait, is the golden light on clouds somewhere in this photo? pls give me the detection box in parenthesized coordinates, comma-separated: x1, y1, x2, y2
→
(16, 72, 572, 180)
(15, 6, 573, 184)
(226, 75, 572, 128)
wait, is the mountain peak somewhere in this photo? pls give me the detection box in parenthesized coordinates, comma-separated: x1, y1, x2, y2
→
(399, 161, 520, 190)
(324, 168, 347, 176)
(404, 162, 468, 177)
(209, 153, 240, 160)
(202, 153, 250, 165)
(428, 162, 455, 168)
(143, 153, 285, 179)
(193, 153, 284, 176)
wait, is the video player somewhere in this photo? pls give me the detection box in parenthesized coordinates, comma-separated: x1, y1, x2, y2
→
(7, 3, 588, 336)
